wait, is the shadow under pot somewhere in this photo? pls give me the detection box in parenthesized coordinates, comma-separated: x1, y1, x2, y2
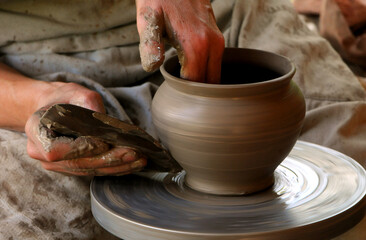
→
(152, 48, 306, 195)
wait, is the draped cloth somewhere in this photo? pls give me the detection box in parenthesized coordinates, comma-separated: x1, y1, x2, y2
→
(294, 0, 366, 69)
(1, 0, 366, 239)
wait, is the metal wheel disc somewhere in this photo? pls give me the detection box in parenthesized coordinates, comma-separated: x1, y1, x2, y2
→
(91, 141, 366, 240)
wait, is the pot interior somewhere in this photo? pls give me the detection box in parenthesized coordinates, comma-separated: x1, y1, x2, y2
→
(163, 48, 294, 85)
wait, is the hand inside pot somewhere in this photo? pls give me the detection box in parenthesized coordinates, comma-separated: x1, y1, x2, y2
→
(136, 0, 225, 83)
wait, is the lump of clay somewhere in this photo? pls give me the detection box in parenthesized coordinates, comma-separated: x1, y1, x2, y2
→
(40, 104, 182, 173)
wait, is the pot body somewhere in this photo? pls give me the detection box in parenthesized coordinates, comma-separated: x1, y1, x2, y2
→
(152, 48, 305, 195)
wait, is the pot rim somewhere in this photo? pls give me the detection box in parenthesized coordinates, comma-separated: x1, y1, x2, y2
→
(160, 48, 296, 97)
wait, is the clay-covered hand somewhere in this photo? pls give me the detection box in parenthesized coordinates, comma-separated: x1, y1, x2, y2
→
(136, 0, 225, 83)
(25, 82, 147, 176)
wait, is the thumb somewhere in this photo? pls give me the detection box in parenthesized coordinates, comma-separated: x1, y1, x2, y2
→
(136, 5, 165, 72)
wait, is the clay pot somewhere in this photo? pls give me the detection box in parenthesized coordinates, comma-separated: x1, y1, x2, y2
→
(151, 48, 306, 195)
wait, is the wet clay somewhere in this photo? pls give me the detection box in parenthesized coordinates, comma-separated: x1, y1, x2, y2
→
(40, 104, 181, 172)
(139, 7, 164, 72)
(37, 124, 74, 153)
(152, 48, 306, 195)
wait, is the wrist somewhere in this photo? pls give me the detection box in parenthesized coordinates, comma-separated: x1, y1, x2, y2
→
(26, 80, 55, 118)
(0, 63, 53, 131)
(8, 79, 52, 131)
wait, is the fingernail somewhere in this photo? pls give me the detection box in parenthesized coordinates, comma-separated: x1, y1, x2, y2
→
(131, 159, 146, 169)
(123, 151, 137, 162)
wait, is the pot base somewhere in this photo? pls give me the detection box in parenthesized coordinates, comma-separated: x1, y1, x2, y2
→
(185, 172, 275, 195)
(91, 141, 366, 240)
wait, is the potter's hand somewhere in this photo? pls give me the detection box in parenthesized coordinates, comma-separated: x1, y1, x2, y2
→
(25, 82, 147, 176)
(136, 0, 225, 83)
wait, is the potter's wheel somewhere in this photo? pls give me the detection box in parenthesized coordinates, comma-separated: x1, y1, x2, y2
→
(91, 141, 366, 240)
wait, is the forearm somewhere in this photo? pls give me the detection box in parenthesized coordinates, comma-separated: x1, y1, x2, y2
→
(0, 63, 50, 131)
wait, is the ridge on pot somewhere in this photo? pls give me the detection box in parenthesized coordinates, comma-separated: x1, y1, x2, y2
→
(152, 48, 306, 195)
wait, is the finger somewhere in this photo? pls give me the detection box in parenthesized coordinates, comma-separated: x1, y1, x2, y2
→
(94, 157, 147, 175)
(41, 157, 147, 176)
(68, 87, 106, 113)
(31, 123, 110, 162)
(42, 136, 110, 162)
(41, 146, 142, 170)
(25, 108, 57, 160)
(179, 32, 224, 83)
(58, 136, 110, 160)
(27, 138, 44, 160)
(206, 33, 225, 84)
(136, 5, 165, 72)
(26, 106, 78, 161)
(205, 8, 225, 84)
(179, 37, 209, 82)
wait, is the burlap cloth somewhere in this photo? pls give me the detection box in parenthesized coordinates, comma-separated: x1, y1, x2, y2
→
(294, 0, 366, 69)
(1, 0, 366, 239)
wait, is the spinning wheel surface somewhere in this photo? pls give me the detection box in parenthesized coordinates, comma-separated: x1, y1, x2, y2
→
(91, 141, 366, 240)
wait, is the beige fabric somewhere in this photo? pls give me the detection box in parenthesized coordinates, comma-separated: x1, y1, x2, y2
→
(0, 0, 366, 239)
(293, 0, 323, 14)
(0, 0, 137, 49)
(0, 129, 119, 240)
(294, 0, 366, 69)
(320, 0, 366, 68)
(294, 0, 366, 27)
